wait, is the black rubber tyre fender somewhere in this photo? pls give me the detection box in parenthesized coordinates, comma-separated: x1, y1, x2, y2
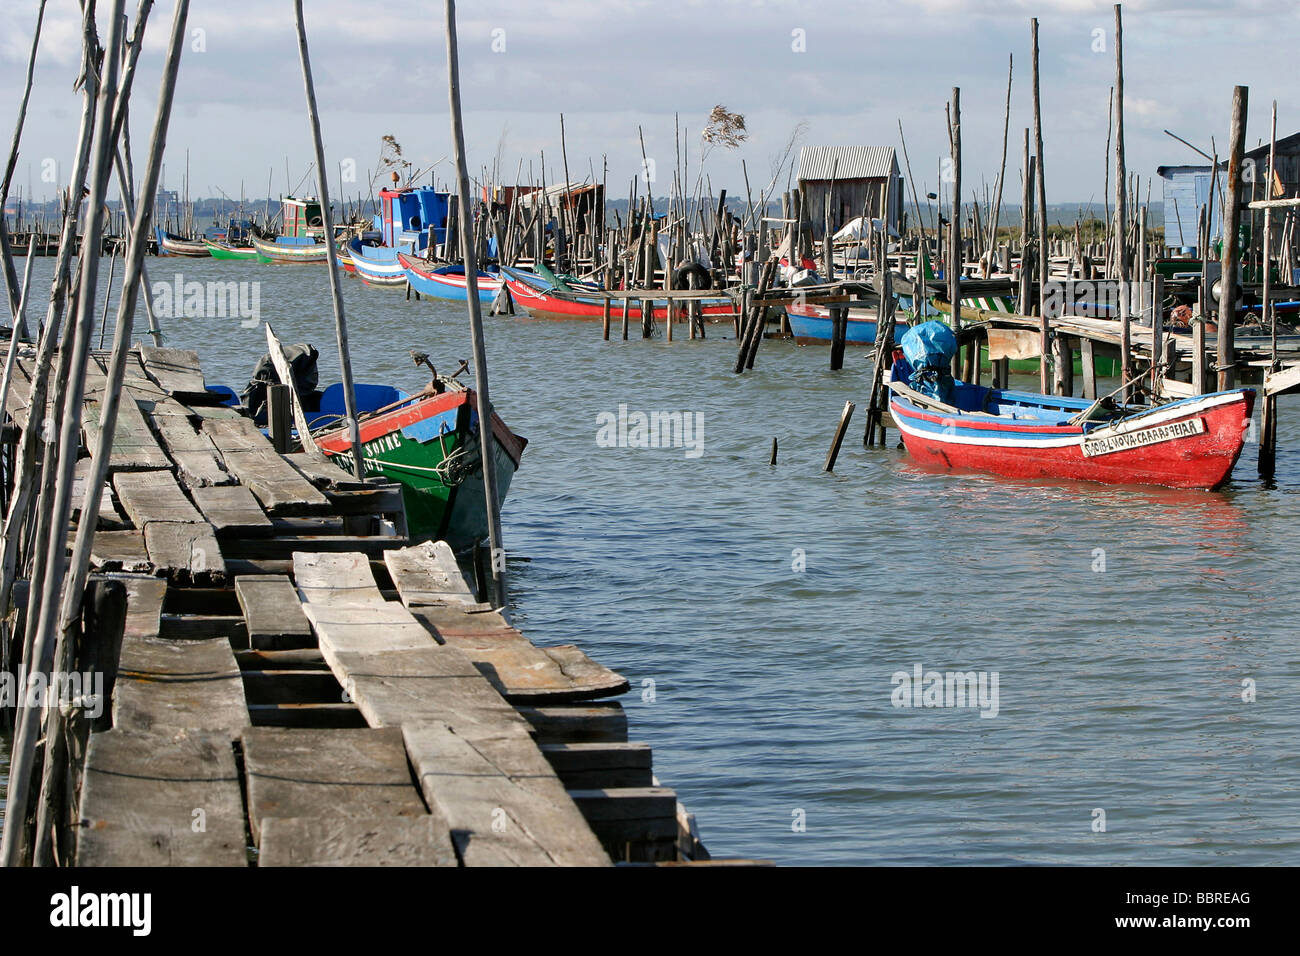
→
(673, 262, 712, 290)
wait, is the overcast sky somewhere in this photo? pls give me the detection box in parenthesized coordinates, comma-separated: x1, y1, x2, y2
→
(1, 0, 1294, 211)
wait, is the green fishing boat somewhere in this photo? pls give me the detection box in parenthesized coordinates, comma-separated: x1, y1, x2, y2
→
(311, 379, 526, 550)
(204, 238, 270, 262)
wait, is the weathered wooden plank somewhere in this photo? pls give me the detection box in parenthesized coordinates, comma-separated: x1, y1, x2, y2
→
(146, 402, 234, 488)
(258, 817, 457, 867)
(122, 575, 168, 638)
(293, 554, 524, 729)
(412, 604, 629, 703)
(201, 415, 333, 514)
(88, 530, 152, 573)
(191, 484, 274, 538)
(208, 450, 315, 513)
(71, 458, 127, 529)
(329, 647, 533, 732)
(569, 787, 679, 844)
(287, 451, 372, 491)
(241, 727, 430, 844)
(76, 728, 247, 866)
(142, 520, 226, 583)
(518, 703, 629, 743)
(113, 634, 248, 737)
(83, 395, 172, 471)
(139, 345, 209, 399)
(235, 575, 314, 650)
(112, 469, 204, 525)
(540, 742, 654, 789)
(383, 541, 478, 607)
(403, 722, 610, 867)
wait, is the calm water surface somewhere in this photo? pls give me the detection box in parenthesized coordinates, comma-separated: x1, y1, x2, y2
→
(4, 255, 1300, 864)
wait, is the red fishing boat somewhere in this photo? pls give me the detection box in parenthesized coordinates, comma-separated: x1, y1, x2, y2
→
(501, 266, 739, 323)
(890, 381, 1254, 490)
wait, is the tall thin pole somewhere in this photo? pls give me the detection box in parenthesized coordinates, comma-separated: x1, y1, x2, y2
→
(293, 0, 363, 478)
(1265, 101, 1278, 366)
(986, 54, 1013, 276)
(1113, 4, 1131, 396)
(1218, 85, 1249, 391)
(1031, 17, 1050, 394)
(0, 0, 48, 333)
(1, 0, 127, 868)
(34, 0, 184, 866)
(445, 0, 505, 606)
(947, 87, 961, 375)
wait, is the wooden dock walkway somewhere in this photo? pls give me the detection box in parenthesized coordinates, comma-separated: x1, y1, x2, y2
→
(3, 341, 741, 866)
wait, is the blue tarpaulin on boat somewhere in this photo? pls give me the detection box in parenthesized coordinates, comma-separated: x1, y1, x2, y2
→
(899, 321, 957, 404)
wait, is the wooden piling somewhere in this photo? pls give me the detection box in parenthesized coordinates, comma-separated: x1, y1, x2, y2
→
(1113, 4, 1132, 398)
(1218, 85, 1249, 391)
(1031, 18, 1049, 394)
(823, 401, 856, 472)
(947, 88, 962, 376)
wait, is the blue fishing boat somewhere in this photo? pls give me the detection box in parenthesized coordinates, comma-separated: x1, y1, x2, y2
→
(785, 301, 907, 345)
(350, 186, 450, 288)
(399, 253, 502, 302)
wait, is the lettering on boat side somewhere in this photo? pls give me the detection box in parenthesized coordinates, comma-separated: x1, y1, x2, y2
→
(890, 664, 999, 718)
(1080, 417, 1206, 457)
(595, 404, 705, 459)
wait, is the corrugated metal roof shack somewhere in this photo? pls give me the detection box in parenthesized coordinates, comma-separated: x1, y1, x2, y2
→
(797, 145, 903, 238)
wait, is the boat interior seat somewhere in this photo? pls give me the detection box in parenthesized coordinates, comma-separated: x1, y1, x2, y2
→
(307, 382, 410, 429)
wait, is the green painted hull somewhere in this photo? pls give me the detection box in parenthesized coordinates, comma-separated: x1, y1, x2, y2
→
(322, 407, 519, 550)
(205, 240, 269, 262)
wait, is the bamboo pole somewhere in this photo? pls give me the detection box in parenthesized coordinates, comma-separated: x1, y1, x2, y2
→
(444, 0, 505, 606)
(0, 0, 103, 706)
(0, 0, 48, 333)
(293, 0, 364, 479)
(1, 0, 127, 869)
(986, 54, 1012, 276)
(33, 0, 185, 866)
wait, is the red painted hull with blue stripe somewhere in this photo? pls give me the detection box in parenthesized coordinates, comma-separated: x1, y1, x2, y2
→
(891, 386, 1254, 490)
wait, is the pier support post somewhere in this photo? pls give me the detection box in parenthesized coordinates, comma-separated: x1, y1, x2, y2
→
(829, 306, 846, 370)
(1080, 338, 1097, 400)
(268, 383, 292, 454)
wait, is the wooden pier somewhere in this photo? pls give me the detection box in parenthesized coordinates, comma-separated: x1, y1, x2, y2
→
(2, 340, 738, 867)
